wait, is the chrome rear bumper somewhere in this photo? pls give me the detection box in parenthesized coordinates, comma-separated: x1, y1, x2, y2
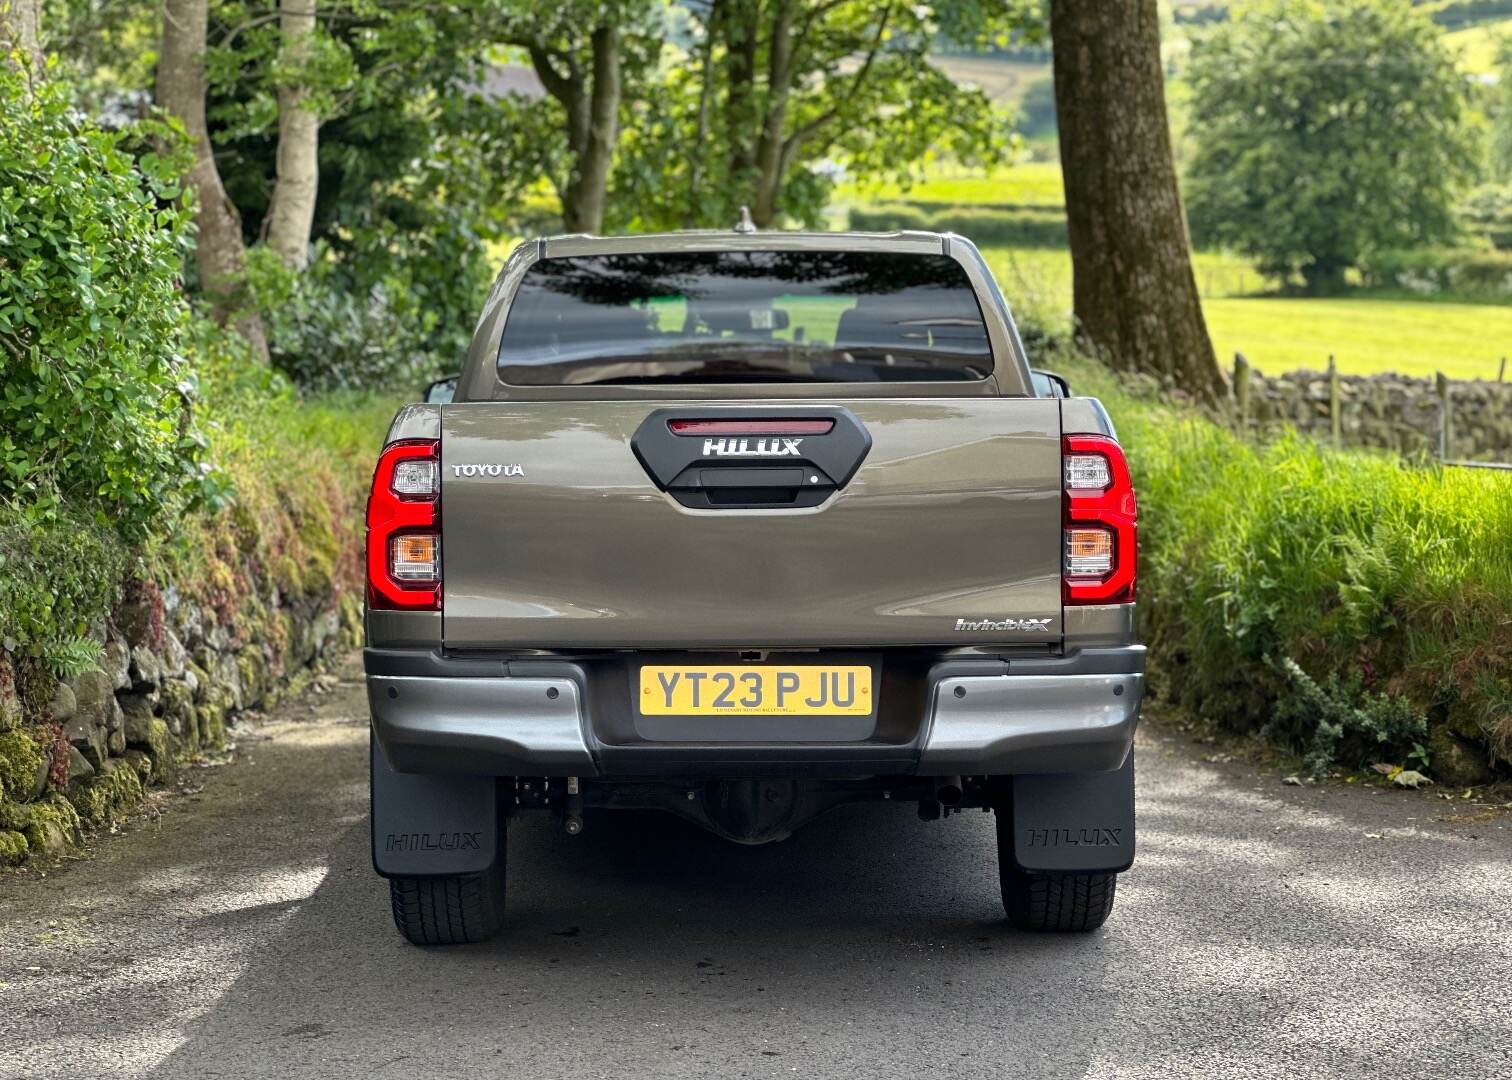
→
(367, 646, 1143, 777)
(920, 671, 1141, 774)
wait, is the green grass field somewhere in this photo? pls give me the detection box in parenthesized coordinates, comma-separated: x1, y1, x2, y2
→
(1444, 18, 1511, 75)
(833, 162, 1066, 210)
(983, 243, 1511, 381)
(1204, 297, 1511, 380)
(839, 159, 1510, 382)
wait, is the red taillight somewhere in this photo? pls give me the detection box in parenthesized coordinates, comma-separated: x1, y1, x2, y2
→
(366, 440, 441, 611)
(1062, 434, 1136, 605)
(668, 418, 835, 436)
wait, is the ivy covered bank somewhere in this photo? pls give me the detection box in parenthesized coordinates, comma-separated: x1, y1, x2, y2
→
(0, 63, 391, 862)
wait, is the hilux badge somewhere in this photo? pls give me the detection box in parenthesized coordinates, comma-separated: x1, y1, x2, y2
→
(702, 437, 803, 458)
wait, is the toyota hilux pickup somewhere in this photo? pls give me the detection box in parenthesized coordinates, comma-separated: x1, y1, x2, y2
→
(365, 225, 1142, 945)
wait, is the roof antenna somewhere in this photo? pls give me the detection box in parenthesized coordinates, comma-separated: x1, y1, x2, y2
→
(733, 206, 757, 233)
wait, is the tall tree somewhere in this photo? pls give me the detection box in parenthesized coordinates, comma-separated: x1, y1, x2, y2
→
(1185, 0, 1477, 295)
(157, 0, 268, 360)
(264, 0, 319, 269)
(1050, 0, 1224, 404)
(0, 0, 44, 78)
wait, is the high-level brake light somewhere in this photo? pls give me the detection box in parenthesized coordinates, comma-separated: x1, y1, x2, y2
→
(1062, 434, 1137, 605)
(668, 418, 835, 437)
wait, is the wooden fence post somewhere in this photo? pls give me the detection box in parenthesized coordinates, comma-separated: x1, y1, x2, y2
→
(1436, 371, 1453, 460)
(1234, 352, 1250, 434)
(1327, 355, 1341, 448)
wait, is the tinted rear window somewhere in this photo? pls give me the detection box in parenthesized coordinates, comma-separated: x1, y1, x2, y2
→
(496, 250, 992, 385)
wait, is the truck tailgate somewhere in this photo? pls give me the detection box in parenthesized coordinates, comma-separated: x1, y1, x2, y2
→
(440, 399, 1062, 649)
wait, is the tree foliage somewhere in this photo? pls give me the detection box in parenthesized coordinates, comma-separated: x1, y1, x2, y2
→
(614, 0, 1033, 231)
(205, 1, 521, 387)
(0, 65, 219, 541)
(1184, 0, 1479, 292)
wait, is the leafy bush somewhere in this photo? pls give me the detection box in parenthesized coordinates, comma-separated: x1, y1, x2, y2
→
(1458, 185, 1512, 251)
(848, 204, 932, 232)
(0, 66, 213, 542)
(247, 246, 439, 393)
(1055, 351, 1512, 774)
(244, 185, 494, 392)
(848, 204, 1067, 247)
(1357, 247, 1512, 297)
(1270, 659, 1428, 777)
(0, 504, 129, 652)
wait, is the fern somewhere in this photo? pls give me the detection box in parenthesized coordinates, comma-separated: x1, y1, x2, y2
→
(42, 638, 105, 680)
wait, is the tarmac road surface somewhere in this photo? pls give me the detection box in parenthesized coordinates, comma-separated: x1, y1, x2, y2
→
(1, 657, 1508, 1079)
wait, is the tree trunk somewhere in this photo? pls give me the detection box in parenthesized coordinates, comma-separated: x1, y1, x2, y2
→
(1050, 0, 1223, 404)
(749, 0, 795, 227)
(559, 25, 620, 234)
(0, 0, 44, 79)
(684, 0, 720, 228)
(264, 0, 319, 271)
(723, 0, 759, 185)
(157, 0, 269, 361)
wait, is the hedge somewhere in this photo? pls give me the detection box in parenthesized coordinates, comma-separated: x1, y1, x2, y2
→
(1357, 247, 1512, 297)
(848, 204, 1068, 248)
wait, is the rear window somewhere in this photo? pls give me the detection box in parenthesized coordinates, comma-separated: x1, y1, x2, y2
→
(496, 250, 992, 385)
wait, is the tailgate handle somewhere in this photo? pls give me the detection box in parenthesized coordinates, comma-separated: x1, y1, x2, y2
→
(668, 465, 833, 507)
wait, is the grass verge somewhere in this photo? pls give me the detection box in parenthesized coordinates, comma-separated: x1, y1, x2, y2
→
(1056, 351, 1512, 782)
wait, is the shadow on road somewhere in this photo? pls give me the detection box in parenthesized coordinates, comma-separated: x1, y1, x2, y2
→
(146, 797, 1113, 1079)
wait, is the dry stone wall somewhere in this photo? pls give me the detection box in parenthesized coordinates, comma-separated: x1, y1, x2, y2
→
(0, 577, 361, 863)
(1242, 370, 1512, 461)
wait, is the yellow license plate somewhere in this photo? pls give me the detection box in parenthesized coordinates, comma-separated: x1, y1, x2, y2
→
(639, 666, 872, 716)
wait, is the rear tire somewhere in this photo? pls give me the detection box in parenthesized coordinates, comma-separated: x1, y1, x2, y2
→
(388, 844, 506, 946)
(995, 807, 1117, 932)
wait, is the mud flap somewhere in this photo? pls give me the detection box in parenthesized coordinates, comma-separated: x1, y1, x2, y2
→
(370, 731, 498, 878)
(1010, 751, 1135, 874)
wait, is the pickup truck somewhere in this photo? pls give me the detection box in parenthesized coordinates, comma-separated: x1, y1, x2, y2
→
(365, 226, 1142, 946)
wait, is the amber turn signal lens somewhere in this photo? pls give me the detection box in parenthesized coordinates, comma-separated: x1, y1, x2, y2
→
(1064, 527, 1114, 577)
(390, 534, 440, 582)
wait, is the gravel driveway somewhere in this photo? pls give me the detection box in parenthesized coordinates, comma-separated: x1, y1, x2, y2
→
(2, 657, 1508, 1080)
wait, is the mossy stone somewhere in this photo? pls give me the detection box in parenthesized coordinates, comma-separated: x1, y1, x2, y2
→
(186, 661, 211, 704)
(338, 591, 363, 647)
(271, 554, 304, 598)
(295, 510, 339, 598)
(120, 749, 154, 783)
(22, 794, 80, 855)
(127, 717, 175, 783)
(1427, 726, 1494, 786)
(0, 730, 45, 803)
(236, 647, 267, 707)
(0, 799, 33, 831)
(198, 702, 226, 752)
(0, 830, 27, 865)
(68, 762, 145, 830)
